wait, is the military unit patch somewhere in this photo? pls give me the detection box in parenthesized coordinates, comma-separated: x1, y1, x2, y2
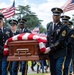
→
(71, 34, 74, 38)
(62, 30, 66, 36)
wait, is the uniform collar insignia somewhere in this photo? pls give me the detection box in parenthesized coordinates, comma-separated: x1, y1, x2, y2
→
(6, 31, 10, 34)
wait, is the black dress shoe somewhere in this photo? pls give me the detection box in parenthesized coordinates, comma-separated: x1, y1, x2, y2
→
(37, 70, 41, 73)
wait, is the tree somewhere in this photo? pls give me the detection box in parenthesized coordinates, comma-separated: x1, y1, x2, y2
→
(15, 5, 31, 18)
(24, 14, 41, 29)
(39, 25, 46, 33)
(16, 5, 41, 28)
(15, 5, 46, 32)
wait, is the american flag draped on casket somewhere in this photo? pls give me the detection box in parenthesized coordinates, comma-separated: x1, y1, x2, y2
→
(3, 33, 47, 56)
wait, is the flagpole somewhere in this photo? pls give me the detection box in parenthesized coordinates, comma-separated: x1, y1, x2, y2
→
(13, 0, 15, 18)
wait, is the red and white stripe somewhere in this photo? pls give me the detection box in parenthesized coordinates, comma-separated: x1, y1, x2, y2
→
(3, 33, 47, 56)
(63, 3, 74, 12)
(0, 0, 15, 19)
(61, 0, 74, 13)
(0, 6, 15, 19)
(0, 8, 6, 12)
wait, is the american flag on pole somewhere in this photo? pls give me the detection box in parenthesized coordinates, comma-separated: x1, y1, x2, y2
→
(31, 26, 40, 34)
(61, 0, 74, 13)
(0, 0, 15, 19)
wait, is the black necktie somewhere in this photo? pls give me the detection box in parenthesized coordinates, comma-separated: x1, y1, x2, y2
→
(52, 23, 57, 31)
(0, 28, 2, 34)
(20, 29, 23, 33)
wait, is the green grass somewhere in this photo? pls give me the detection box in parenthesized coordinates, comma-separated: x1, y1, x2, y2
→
(18, 73, 47, 75)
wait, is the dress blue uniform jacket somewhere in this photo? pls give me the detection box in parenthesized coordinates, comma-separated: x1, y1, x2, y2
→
(46, 21, 68, 59)
(0, 27, 13, 60)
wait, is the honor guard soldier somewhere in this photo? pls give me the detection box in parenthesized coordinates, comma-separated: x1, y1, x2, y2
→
(61, 15, 70, 25)
(18, 18, 31, 75)
(66, 27, 74, 75)
(62, 20, 73, 75)
(61, 15, 72, 75)
(9, 19, 20, 75)
(45, 8, 69, 75)
(0, 13, 13, 75)
(9, 19, 19, 36)
(18, 18, 31, 33)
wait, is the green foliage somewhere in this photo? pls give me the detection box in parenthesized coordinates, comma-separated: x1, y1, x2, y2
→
(24, 14, 41, 29)
(3, 20, 9, 28)
(40, 25, 46, 33)
(15, 5, 46, 32)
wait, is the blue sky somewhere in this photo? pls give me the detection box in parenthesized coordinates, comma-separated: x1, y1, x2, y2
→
(28, 0, 46, 5)
(0, 0, 73, 28)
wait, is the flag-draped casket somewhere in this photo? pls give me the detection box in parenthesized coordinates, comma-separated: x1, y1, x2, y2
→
(3, 33, 49, 61)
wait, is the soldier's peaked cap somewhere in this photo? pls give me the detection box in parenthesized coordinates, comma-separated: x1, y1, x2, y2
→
(51, 7, 63, 15)
(9, 19, 18, 25)
(61, 15, 70, 22)
(18, 18, 27, 23)
(69, 21, 73, 25)
(61, 15, 70, 20)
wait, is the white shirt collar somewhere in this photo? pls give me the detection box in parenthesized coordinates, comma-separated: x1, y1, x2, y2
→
(20, 28, 24, 32)
(53, 22, 59, 25)
(12, 30, 16, 33)
(0, 27, 3, 32)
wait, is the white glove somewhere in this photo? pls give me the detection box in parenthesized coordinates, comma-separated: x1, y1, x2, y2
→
(44, 47, 51, 54)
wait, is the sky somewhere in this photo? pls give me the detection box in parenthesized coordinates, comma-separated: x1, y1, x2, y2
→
(0, 0, 74, 28)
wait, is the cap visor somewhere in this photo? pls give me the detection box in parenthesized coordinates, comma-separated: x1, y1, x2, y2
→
(53, 13, 60, 15)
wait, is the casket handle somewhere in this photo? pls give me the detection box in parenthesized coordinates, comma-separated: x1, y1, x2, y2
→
(17, 48, 29, 52)
(14, 48, 31, 57)
(17, 48, 29, 56)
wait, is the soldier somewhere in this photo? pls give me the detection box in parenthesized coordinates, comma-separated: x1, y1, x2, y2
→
(61, 15, 70, 25)
(18, 18, 31, 33)
(61, 15, 73, 75)
(45, 7, 68, 75)
(68, 22, 73, 75)
(65, 28, 74, 75)
(0, 13, 13, 75)
(0, 13, 5, 75)
(63, 21, 73, 75)
(8, 19, 20, 75)
(9, 19, 19, 36)
(18, 18, 31, 75)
